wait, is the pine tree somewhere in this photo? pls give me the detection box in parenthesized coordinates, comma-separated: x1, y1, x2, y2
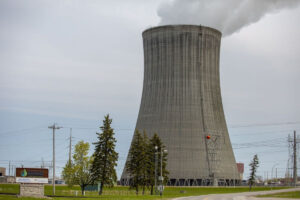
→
(90, 114, 118, 195)
(141, 131, 150, 195)
(126, 129, 149, 195)
(248, 154, 259, 191)
(148, 133, 169, 195)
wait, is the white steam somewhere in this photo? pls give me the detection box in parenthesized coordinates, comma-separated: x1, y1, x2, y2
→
(157, 0, 300, 36)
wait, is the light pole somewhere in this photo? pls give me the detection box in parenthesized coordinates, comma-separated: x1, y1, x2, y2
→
(271, 163, 279, 184)
(160, 149, 167, 196)
(155, 146, 158, 195)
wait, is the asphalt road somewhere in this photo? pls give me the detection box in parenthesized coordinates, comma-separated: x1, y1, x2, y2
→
(173, 187, 300, 200)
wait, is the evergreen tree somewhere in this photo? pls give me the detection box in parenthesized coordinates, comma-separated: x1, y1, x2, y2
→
(126, 129, 149, 195)
(140, 131, 150, 194)
(90, 114, 118, 195)
(248, 154, 259, 191)
(148, 133, 169, 195)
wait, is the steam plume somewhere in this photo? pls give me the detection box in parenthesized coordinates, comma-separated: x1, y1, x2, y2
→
(157, 0, 300, 36)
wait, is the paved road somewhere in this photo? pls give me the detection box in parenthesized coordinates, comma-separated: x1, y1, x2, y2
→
(173, 188, 300, 200)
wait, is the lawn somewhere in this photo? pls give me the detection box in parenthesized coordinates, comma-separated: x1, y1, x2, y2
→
(0, 184, 19, 194)
(0, 184, 291, 200)
(258, 191, 300, 199)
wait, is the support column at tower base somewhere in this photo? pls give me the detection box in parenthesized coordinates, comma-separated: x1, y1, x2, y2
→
(120, 178, 241, 187)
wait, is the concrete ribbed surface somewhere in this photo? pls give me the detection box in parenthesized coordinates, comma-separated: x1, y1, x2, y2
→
(121, 25, 238, 185)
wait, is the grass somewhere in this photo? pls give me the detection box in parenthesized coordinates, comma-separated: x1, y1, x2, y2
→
(0, 184, 291, 200)
(0, 184, 19, 194)
(258, 191, 300, 199)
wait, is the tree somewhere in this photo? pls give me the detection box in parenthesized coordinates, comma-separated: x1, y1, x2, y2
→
(148, 133, 169, 195)
(90, 114, 118, 195)
(248, 154, 259, 191)
(62, 160, 76, 188)
(140, 131, 150, 195)
(125, 131, 168, 195)
(62, 141, 93, 195)
(126, 129, 149, 195)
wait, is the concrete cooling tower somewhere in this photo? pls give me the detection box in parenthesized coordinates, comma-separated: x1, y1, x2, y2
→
(121, 25, 239, 186)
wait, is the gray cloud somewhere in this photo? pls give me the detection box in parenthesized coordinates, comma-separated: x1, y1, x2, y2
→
(158, 0, 300, 36)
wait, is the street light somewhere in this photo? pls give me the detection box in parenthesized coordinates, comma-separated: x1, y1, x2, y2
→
(155, 146, 158, 195)
(160, 148, 167, 196)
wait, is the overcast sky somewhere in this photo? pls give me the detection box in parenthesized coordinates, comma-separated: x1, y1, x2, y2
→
(0, 0, 300, 180)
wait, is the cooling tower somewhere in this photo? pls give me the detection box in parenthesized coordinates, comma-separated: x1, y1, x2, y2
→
(121, 25, 239, 186)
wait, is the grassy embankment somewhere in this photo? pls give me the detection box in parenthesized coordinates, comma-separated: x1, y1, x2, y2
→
(0, 184, 290, 200)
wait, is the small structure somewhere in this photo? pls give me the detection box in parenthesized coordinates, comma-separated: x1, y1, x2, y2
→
(6, 176, 15, 183)
(236, 163, 244, 180)
(0, 168, 15, 184)
(16, 168, 48, 198)
(0, 167, 5, 176)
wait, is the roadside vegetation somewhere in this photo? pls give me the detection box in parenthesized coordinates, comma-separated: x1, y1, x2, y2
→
(0, 116, 289, 200)
(62, 115, 169, 196)
(248, 154, 259, 191)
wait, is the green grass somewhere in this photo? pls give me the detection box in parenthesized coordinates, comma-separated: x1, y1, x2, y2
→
(0, 184, 291, 200)
(258, 191, 300, 199)
(0, 194, 39, 200)
(0, 184, 19, 194)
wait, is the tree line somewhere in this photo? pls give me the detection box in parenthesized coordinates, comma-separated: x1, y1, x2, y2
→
(62, 114, 168, 195)
(126, 130, 169, 195)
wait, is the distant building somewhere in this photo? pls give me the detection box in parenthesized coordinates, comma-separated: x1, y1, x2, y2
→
(48, 178, 65, 185)
(0, 167, 15, 183)
(0, 167, 5, 176)
(237, 163, 244, 180)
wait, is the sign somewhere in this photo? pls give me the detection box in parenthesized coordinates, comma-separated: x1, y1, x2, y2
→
(16, 168, 48, 184)
(16, 177, 48, 184)
(157, 185, 164, 192)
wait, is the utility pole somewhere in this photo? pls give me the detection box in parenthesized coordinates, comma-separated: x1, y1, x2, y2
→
(9, 161, 11, 176)
(69, 128, 72, 164)
(48, 123, 62, 195)
(12, 165, 15, 176)
(293, 130, 297, 187)
(41, 157, 46, 168)
(272, 163, 278, 183)
(276, 168, 277, 183)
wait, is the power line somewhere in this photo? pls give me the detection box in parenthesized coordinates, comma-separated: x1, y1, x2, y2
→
(0, 127, 47, 137)
(230, 129, 296, 137)
(229, 121, 300, 128)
